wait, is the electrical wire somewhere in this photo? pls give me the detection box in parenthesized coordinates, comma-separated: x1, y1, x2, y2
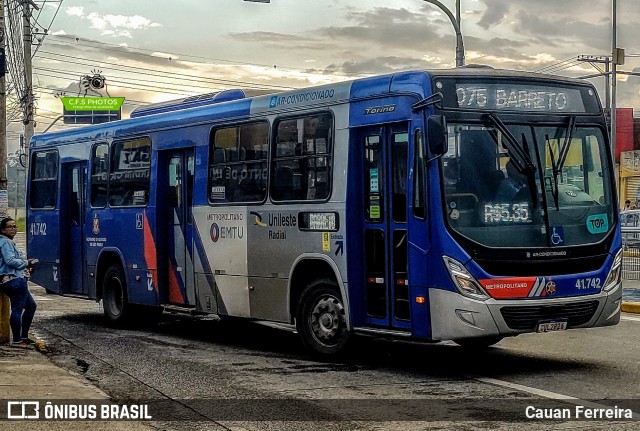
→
(45, 33, 357, 78)
(35, 50, 297, 91)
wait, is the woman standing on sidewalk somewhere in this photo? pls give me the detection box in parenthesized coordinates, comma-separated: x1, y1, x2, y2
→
(0, 217, 37, 349)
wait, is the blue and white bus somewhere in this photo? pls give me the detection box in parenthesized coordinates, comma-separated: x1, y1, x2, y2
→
(27, 67, 622, 356)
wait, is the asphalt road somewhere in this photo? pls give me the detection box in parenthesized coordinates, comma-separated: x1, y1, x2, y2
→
(25, 283, 640, 431)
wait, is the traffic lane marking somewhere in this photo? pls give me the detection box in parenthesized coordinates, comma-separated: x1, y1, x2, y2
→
(468, 374, 640, 420)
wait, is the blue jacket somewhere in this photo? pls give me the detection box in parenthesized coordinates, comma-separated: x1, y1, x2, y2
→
(0, 235, 28, 278)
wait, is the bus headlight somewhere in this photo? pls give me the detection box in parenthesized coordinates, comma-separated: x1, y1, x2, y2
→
(443, 256, 489, 300)
(603, 249, 623, 292)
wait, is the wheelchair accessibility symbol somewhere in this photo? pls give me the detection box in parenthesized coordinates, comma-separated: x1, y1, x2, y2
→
(551, 226, 564, 246)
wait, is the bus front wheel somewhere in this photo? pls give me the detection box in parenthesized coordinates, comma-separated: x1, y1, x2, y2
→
(296, 282, 351, 357)
(102, 264, 129, 325)
(453, 336, 503, 349)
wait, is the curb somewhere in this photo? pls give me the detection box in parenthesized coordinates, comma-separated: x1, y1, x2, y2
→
(621, 302, 640, 314)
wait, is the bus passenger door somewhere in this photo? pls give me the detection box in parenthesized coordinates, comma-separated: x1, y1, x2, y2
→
(60, 162, 86, 295)
(361, 125, 411, 331)
(166, 150, 195, 306)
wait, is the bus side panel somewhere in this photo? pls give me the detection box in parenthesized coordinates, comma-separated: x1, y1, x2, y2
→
(193, 206, 250, 317)
(245, 107, 350, 322)
(27, 211, 61, 294)
(86, 208, 160, 307)
(345, 127, 366, 329)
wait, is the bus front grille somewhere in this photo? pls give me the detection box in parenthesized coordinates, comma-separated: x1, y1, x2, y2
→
(500, 301, 600, 331)
(475, 254, 608, 277)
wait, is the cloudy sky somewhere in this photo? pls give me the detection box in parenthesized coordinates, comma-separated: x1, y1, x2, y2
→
(14, 0, 640, 149)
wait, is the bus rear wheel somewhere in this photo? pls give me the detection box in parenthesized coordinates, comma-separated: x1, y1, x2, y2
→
(296, 282, 351, 357)
(102, 264, 129, 326)
(453, 336, 503, 349)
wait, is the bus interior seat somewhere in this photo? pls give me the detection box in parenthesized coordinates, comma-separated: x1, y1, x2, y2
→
(314, 180, 328, 200)
(91, 190, 108, 208)
(213, 148, 226, 164)
(273, 166, 295, 200)
(443, 158, 459, 192)
(236, 167, 263, 202)
(227, 148, 239, 162)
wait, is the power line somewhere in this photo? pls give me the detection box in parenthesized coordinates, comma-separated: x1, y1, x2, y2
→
(535, 56, 583, 74)
(46, 34, 355, 78)
(35, 50, 296, 91)
(33, 69, 211, 100)
(35, 64, 244, 95)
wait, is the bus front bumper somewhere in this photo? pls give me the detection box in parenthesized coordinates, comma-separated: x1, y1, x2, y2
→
(428, 282, 622, 341)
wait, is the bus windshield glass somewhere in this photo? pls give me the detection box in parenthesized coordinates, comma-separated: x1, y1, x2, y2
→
(441, 121, 614, 248)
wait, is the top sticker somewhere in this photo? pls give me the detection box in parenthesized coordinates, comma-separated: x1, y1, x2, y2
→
(586, 214, 608, 234)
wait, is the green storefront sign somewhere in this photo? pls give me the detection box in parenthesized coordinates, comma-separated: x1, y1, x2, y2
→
(61, 97, 125, 111)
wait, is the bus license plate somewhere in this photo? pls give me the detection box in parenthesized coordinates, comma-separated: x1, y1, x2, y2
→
(536, 321, 568, 333)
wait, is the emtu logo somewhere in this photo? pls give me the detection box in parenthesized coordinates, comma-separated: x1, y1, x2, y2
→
(210, 223, 220, 242)
(250, 211, 267, 227)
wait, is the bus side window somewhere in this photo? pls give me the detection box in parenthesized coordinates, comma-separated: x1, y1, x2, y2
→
(90, 144, 109, 207)
(271, 113, 333, 202)
(209, 121, 269, 204)
(412, 129, 426, 219)
(29, 150, 58, 209)
(108, 138, 151, 207)
(392, 132, 408, 223)
(273, 166, 295, 200)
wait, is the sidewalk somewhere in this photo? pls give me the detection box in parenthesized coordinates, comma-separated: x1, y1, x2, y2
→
(0, 231, 150, 428)
(0, 337, 155, 430)
(0, 350, 157, 429)
(622, 279, 640, 313)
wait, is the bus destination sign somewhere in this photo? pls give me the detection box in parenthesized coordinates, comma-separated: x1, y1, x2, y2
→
(455, 84, 586, 113)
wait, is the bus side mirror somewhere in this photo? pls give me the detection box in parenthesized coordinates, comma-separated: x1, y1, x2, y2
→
(427, 115, 448, 156)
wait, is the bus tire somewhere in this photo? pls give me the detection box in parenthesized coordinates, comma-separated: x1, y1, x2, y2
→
(102, 264, 130, 326)
(453, 336, 503, 349)
(296, 281, 351, 357)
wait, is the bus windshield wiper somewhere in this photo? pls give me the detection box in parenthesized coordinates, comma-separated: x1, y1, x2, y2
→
(484, 113, 536, 176)
(546, 115, 577, 210)
(412, 92, 443, 112)
(558, 115, 576, 172)
(546, 133, 560, 210)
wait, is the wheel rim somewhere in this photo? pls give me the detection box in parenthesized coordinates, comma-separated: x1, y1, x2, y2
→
(309, 294, 345, 346)
(106, 276, 124, 317)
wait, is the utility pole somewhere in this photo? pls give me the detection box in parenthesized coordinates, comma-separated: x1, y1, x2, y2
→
(611, 0, 617, 164)
(0, 0, 7, 198)
(22, 0, 36, 167)
(0, 0, 10, 344)
(455, 0, 463, 67)
(577, 55, 611, 109)
(423, 0, 465, 67)
(604, 61, 610, 110)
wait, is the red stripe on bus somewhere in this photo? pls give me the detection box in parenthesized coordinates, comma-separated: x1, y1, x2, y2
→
(142, 211, 158, 293)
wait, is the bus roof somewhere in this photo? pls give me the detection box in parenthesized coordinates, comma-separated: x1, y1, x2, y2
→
(32, 67, 596, 148)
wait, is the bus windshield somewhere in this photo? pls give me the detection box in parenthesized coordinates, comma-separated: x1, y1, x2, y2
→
(441, 120, 614, 248)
